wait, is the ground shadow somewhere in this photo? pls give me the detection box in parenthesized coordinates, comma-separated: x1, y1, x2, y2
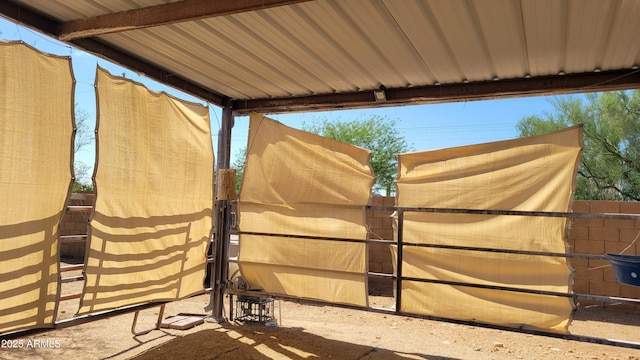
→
(129, 324, 459, 360)
(573, 306, 640, 327)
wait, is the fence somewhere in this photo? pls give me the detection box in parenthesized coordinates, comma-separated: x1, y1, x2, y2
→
(568, 201, 640, 309)
(59, 192, 93, 260)
(60, 194, 640, 309)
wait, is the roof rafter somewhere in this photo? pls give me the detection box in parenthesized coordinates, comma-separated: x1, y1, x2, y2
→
(59, 0, 313, 41)
(2, 0, 639, 114)
(232, 69, 640, 114)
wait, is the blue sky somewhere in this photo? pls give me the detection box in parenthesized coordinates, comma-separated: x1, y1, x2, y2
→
(0, 16, 575, 182)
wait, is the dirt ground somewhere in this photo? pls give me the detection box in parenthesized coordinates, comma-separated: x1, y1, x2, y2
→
(2, 278, 640, 360)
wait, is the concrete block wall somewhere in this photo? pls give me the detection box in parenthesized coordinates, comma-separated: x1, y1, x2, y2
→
(59, 192, 93, 260)
(365, 196, 395, 295)
(367, 196, 396, 276)
(568, 201, 640, 310)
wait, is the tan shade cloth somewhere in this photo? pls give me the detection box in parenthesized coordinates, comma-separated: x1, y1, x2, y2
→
(0, 42, 73, 333)
(394, 126, 583, 332)
(238, 113, 373, 306)
(78, 68, 213, 315)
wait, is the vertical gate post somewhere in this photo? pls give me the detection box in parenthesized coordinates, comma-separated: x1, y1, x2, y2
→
(395, 208, 404, 314)
(209, 104, 234, 322)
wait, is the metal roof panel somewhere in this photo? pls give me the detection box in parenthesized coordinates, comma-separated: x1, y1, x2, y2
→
(6, 0, 640, 110)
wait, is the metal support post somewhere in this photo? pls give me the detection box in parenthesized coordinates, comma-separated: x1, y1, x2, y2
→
(395, 209, 403, 313)
(208, 104, 234, 322)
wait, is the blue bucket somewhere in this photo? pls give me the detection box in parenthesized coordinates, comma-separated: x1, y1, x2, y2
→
(603, 254, 640, 287)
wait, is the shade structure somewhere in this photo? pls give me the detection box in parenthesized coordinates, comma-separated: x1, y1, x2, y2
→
(0, 41, 74, 334)
(238, 113, 374, 306)
(78, 68, 214, 315)
(394, 126, 583, 332)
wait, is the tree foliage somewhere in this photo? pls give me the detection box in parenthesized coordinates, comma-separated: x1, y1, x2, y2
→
(72, 105, 94, 190)
(303, 115, 411, 196)
(232, 147, 247, 193)
(517, 91, 640, 200)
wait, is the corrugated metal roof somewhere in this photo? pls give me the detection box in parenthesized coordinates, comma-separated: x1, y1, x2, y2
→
(3, 0, 640, 112)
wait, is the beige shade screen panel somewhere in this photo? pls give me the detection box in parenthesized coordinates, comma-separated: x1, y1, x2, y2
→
(393, 126, 583, 333)
(238, 114, 374, 306)
(78, 68, 213, 315)
(0, 42, 74, 333)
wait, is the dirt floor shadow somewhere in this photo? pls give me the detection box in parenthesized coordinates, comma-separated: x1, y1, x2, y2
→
(129, 323, 459, 360)
(573, 306, 640, 327)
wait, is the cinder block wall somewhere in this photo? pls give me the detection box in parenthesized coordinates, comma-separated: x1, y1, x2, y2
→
(366, 197, 640, 309)
(59, 192, 93, 260)
(568, 201, 640, 310)
(367, 196, 396, 276)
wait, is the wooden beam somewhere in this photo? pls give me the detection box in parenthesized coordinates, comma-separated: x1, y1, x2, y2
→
(59, 0, 314, 41)
(232, 69, 640, 115)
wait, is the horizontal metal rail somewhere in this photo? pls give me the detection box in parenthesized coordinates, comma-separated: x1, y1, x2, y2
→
(576, 293, 640, 304)
(235, 231, 394, 244)
(399, 276, 640, 305)
(69, 193, 93, 201)
(60, 264, 84, 272)
(233, 232, 609, 260)
(61, 275, 84, 283)
(366, 238, 395, 244)
(66, 205, 92, 212)
(59, 292, 82, 301)
(367, 272, 394, 279)
(398, 206, 640, 220)
(232, 204, 640, 220)
(402, 242, 606, 260)
(239, 230, 366, 243)
(60, 234, 88, 243)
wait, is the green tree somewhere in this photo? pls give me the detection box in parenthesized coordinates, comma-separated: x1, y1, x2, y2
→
(517, 91, 640, 200)
(303, 115, 412, 196)
(232, 147, 247, 193)
(72, 105, 94, 191)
